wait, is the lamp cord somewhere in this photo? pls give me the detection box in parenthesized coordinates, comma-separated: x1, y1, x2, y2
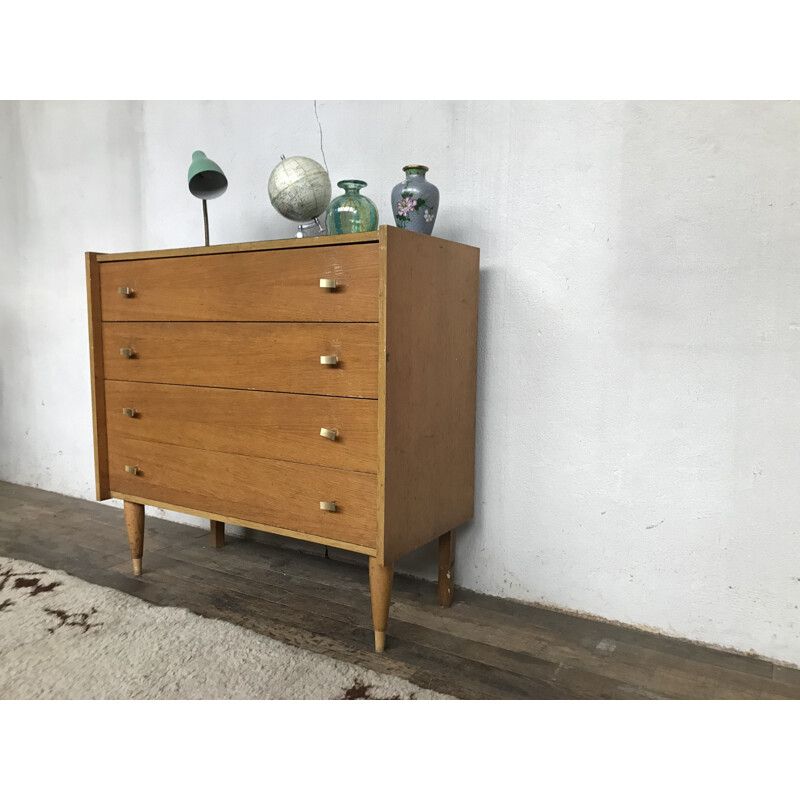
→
(314, 100, 329, 173)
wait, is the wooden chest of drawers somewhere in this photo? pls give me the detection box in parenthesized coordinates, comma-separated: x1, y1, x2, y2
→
(86, 226, 479, 651)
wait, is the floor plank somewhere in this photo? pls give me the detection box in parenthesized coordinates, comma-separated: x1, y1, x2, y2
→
(1, 480, 799, 699)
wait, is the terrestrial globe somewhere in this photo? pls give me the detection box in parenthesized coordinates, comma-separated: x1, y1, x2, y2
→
(268, 156, 332, 234)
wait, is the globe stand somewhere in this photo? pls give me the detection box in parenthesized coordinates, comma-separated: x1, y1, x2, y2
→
(296, 216, 327, 238)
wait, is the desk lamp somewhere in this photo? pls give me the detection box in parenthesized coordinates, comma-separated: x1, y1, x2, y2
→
(187, 150, 228, 245)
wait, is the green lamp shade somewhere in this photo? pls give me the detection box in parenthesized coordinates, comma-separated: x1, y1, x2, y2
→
(188, 150, 228, 199)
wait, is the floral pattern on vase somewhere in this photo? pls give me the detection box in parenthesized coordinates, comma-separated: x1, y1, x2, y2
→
(391, 165, 439, 235)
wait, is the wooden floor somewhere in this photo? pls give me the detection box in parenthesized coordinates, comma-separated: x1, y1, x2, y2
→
(1, 480, 799, 699)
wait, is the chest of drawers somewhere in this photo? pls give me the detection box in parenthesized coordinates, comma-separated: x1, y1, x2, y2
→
(86, 226, 479, 651)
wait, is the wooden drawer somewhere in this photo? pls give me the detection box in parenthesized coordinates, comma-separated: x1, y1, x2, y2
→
(100, 244, 379, 322)
(105, 380, 378, 473)
(102, 322, 379, 398)
(108, 438, 378, 548)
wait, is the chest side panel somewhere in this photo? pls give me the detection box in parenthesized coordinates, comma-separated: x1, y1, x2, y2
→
(381, 229, 480, 564)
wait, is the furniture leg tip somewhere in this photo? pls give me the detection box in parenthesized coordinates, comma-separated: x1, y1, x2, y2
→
(374, 631, 386, 653)
(132, 558, 142, 576)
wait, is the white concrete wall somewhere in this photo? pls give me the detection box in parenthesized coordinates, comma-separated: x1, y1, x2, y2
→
(2, 100, 800, 666)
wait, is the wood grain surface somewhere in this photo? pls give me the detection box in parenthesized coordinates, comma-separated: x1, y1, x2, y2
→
(123, 499, 144, 575)
(109, 492, 377, 556)
(102, 322, 379, 398)
(4, 480, 800, 699)
(86, 253, 110, 499)
(95, 230, 381, 262)
(210, 519, 225, 548)
(104, 380, 378, 473)
(107, 437, 378, 548)
(380, 227, 480, 563)
(438, 530, 455, 607)
(99, 244, 379, 322)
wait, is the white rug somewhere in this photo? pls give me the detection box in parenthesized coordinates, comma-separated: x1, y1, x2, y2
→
(0, 557, 450, 700)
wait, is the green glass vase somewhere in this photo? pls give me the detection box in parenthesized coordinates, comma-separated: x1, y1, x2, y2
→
(325, 179, 379, 234)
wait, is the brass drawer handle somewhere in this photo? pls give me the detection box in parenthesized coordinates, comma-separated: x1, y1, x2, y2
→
(125, 465, 140, 476)
(120, 348, 134, 358)
(320, 427, 338, 441)
(319, 278, 338, 290)
(320, 501, 336, 512)
(118, 286, 134, 297)
(122, 408, 137, 417)
(320, 355, 338, 366)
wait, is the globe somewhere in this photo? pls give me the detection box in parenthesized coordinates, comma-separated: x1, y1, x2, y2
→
(268, 156, 332, 223)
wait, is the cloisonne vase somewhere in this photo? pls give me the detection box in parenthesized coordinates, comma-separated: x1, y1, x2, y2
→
(325, 179, 379, 234)
(391, 164, 439, 234)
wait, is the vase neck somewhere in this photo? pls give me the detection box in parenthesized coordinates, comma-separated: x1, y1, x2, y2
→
(403, 165, 428, 179)
(338, 179, 366, 194)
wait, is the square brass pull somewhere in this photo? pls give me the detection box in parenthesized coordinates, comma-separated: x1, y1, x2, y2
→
(123, 408, 137, 417)
(320, 427, 338, 440)
(118, 286, 134, 297)
(120, 348, 134, 358)
(319, 279, 337, 290)
(125, 465, 140, 476)
(320, 501, 336, 512)
(320, 355, 338, 366)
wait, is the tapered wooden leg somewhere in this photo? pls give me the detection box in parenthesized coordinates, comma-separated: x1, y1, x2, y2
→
(124, 500, 144, 576)
(210, 519, 225, 548)
(438, 530, 455, 607)
(369, 558, 393, 653)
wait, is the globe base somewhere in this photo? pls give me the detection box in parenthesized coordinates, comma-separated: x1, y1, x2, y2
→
(296, 217, 327, 238)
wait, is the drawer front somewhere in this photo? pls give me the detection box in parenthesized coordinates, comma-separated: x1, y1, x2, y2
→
(108, 438, 378, 548)
(105, 380, 378, 473)
(102, 322, 379, 398)
(100, 244, 379, 322)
